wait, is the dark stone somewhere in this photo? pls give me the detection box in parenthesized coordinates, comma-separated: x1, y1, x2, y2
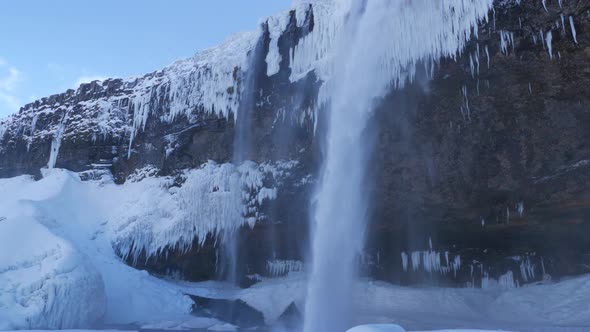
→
(188, 294, 265, 328)
(276, 302, 303, 331)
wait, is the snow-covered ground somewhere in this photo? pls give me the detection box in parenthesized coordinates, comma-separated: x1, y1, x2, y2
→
(1, 169, 590, 331)
(0, 163, 293, 330)
(172, 270, 590, 331)
(0, 170, 195, 329)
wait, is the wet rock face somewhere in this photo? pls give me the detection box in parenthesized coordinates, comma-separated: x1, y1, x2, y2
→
(365, 0, 590, 286)
(1, 1, 590, 287)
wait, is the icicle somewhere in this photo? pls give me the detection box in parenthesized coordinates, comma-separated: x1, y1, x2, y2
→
(47, 111, 69, 169)
(499, 271, 517, 289)
(561, 14, 566, 34)
(492, 7, 497, 31)
(569, 16, 578, 44)
(401, 252, 409, 272)
(506, 207, 511, 224)
(461, 85, 471, 122)
(402, 248, 462, 277)
(485, 45, 490, 69)
(520, 256, 535, 282)
(500, 30, 513, 55)
(475, 46, 480, 75)
(266, 260, 304, 277)
(517, 202, 525, 217)
(27, 114, 39, 152)
(546, 31, 554, 59)
(411, 251, 421, 271)
(453, 255, 461, 278)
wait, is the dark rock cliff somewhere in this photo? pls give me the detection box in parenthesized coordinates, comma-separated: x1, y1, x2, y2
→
(1, 0, 589, 288)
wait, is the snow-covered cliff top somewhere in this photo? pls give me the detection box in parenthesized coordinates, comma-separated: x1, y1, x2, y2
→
(0, 2, 320, 162)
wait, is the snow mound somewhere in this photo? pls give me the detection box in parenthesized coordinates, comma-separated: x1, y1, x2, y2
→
(0, 162, 299, 326)
(0, 169, 194, 327)
(140, 316, 225, 330)
(0, 216, 105, 329)
(347, 324, 406, 332)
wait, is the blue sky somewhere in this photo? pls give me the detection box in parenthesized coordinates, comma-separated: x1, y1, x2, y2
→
(0, 0, 290, 117)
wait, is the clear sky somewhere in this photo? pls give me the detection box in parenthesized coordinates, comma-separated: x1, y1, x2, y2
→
(0, 0, 291, 117)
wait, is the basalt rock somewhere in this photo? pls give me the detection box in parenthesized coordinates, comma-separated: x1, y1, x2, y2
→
(189, 294, 265, 328)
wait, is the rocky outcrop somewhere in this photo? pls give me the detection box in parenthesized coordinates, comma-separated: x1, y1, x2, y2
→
(1, 0, 590, 288)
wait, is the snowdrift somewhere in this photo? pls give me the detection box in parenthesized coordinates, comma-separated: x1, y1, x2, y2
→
(0, 216, 105, 329)
(0, 161, 292, 328)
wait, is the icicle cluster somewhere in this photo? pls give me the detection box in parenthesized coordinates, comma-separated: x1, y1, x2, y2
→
(47, 112, 69, 169)
(266, 259, 304, 277)
(401, 250, 462, 277)
(112, 160, 297, 262)
(289, 0, 493, 130)
(266, 11, 291, 76)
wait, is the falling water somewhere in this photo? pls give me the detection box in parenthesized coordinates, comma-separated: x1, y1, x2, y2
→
(301, 1, 493, 331)
(218, 35, 265, 285)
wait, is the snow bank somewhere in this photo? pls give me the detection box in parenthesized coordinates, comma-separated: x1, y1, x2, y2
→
(4, 330, 136, 332)
(412, 330, 511, 332)
(173, 272, 590, 330)
(0, 170, 192, 327)
(0, 216, 105, 329)
(0, 161, 297, 327)
(140, 316, 226, 330)
(347, 324, 406, 332)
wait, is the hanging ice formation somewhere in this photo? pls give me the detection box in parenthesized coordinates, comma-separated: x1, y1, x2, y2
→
(285, 1, 494, 331)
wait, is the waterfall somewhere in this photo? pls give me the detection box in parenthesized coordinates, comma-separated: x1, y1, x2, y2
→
(218, 33, 265, 285)
(299, 1, 493, 331)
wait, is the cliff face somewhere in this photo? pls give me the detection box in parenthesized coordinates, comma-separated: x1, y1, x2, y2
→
(367, 0, 590, 286)
(1, 0, 590, 287)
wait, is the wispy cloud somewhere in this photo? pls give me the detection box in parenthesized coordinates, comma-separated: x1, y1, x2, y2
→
(0, 58, 22, 116)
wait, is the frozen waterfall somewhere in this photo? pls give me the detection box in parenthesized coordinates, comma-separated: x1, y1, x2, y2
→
(298, 1, 493, 331)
